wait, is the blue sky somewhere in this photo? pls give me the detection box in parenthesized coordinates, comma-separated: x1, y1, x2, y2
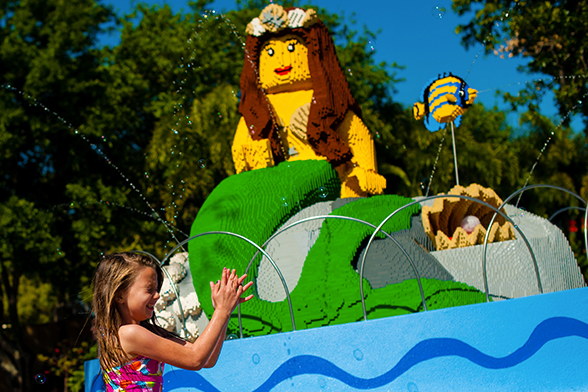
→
(100, 0, 583, 131)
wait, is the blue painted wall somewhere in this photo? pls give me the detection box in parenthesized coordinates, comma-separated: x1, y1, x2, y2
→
(86, 287, 588, 391)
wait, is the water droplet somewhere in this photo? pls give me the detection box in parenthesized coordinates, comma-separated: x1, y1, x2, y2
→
(226, 333, 238, 340)
(419, 177, 430, 195)
(509, 214, 520, 228)
(318, 186, 328, 199)
(35, 374, 46, 384)
(198, 159, 206, 168)
(281, 197, 288, 207)
(318, 377, 326, 388)
(432, 4, 446, 18)
(353, 348, 364, 361)
(407, 382, 419, 392)
(252, 353, 260, 364)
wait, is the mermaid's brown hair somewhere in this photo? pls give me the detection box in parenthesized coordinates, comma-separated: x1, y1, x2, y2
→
(239, 14, 361, 167)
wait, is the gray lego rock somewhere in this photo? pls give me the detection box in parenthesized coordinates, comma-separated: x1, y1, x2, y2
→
(256, 201, 335, 302)
(431, 204, 585, 300)
(357, 216, 453, 289)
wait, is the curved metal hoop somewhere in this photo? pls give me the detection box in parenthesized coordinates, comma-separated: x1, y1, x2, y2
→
(241, 214, 427, 335)
(361, 194, 539, 317)
(483, 184, 588, 302)
(548, 206, 587, 222)
(132, 250, 189, 336)
(160, 231, 296, 337)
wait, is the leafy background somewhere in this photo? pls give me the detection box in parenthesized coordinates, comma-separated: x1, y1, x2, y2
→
(1, 0, 587, 390)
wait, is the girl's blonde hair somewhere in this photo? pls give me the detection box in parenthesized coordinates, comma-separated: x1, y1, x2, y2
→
(92, 252, 171, 369)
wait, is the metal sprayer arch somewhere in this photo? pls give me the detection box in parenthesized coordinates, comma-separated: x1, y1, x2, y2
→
(161, 231, 296, 336)
(137, 189, 573, 337)
(482, 184, 588, 302)
(240, 214, 428, 338)
(548, 206, 587, 222)
(360, 194, 540, 319)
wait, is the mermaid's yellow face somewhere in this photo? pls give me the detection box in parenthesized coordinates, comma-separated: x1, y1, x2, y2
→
(259, 34, 311, 93)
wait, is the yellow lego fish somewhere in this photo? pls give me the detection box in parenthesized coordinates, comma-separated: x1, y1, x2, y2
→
(413, 73, 477, 132)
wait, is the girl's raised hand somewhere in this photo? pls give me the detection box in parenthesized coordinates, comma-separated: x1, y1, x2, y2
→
(210, 268, 253, 312)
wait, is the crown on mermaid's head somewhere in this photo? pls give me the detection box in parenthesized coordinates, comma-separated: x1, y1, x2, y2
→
(246, 4, 318, 37)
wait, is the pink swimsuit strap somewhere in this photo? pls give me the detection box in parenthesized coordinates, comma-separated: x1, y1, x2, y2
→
(104, 355, 164, 392)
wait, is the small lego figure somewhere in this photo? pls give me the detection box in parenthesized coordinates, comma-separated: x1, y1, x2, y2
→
(413, 73, 477, 132)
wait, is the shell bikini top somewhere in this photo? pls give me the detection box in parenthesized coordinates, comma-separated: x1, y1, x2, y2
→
(104, 355, 164, 392)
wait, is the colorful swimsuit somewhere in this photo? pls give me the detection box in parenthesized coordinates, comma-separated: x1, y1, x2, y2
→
(104, 355, 164, 392)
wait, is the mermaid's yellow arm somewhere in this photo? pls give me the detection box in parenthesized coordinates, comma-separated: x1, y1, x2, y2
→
(336, 112, 386, 196)
(231, 117, 275, 174)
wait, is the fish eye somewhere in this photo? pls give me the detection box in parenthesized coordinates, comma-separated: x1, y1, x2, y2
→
(267, 47, 274, 56)
(458, 90, 465, 97)
(287, 43, 295, 52)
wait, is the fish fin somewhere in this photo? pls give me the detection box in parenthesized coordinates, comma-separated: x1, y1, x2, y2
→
(453, 116, 462, 128)
(425, 116, 443, 132)
(413, 102, 426, 120)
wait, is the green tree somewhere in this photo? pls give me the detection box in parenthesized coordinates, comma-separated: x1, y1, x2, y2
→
(0, 0, 409, 389)
(384, 103, 521, 198)
(510, 110, 587, 216)
(0, 0, 115, 389)
(452, 0, 588, 131)
(452, 0, 588, 281)
(116, 0, 408, 238)
(0, 197, 61, 390)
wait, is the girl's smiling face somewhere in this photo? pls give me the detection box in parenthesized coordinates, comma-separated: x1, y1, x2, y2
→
(259, 34, 311, 92)
(116, 266, 160, 325)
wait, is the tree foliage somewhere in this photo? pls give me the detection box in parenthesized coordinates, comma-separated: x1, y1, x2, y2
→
(0, 0, 588, 390)
(453, 0, 588, 130)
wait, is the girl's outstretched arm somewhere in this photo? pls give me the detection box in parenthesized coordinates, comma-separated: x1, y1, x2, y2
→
(203, 269, 252, 368)
(118, 268, 253, 371)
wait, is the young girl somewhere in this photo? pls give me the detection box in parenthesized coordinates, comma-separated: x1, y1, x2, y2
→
(92, 252, 253, 391)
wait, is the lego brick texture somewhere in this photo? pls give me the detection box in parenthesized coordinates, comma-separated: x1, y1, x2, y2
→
(188, 160, 341, 335)
(431, 204, 585, 299)
(189, 163, 487, 337)
(422, 183, 515, 250)
(358, 215, 454, 289)
(256, 201, 334, 302)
